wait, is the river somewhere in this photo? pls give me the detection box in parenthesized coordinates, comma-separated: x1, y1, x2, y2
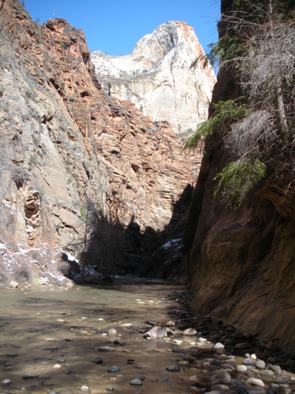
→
(0, 282, 295, 394)
(0, 282, 195, 393)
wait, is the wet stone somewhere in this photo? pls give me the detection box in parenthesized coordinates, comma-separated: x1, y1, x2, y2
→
(89, 356, 103, 364)
(97, 346, 114, 352)
(23, 374, 39, 379)
(113, 339, 125, 346)
(108, 366, 120, 373)
(166, 364, 181, 372)
(107, 328, 117, 336)
(130, 378, 142, 386)
(2, 379, 11, 385)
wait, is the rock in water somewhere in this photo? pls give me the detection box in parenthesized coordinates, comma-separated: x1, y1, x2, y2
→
(166, 364, 181, 372)
(92, 21, 215, 135)
(107, 328, 117, 336)
(107, 366, 120, 373)
(145, 325, 168, 338)
(130, 378, 142, 386)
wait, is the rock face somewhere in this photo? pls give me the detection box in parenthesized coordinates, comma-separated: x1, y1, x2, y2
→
(0, 0, 200, 286)
(185, 0, 295, 352)
(91, 21, 216, 136)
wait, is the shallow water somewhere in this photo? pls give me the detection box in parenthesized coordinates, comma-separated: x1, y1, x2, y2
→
(0, 283, 194, 394)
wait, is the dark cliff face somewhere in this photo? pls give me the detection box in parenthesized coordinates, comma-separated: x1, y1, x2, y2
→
(185, 0, 295, 352)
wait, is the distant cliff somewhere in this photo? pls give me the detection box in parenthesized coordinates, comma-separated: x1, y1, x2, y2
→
(91, 21, 216, 136)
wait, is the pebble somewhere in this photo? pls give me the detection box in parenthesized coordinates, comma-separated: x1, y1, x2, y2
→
(53, 364, 61, 369)
(97, 346, 114, 352)
(244, 358, 255, 366)
(9, 280, 19, 288)
(89, 356, 103, 364)
(145, 326, 168, 338)
(166, 364, 181, 372)
(107, 328, 117, 336)
(256, 359, 266, 369)
(236, 365, 248, 373)
(166, 321, 175, 327)
(80, 385, 89, 392)
(214, 342, 225, 351)
(212, 384, 230, 391)
(173, 339, 183, 345)
(130, 378, 142, 386)
(260, 369, 274, 378)
(215, 371, 231, 384)
(106, 386, 114, 392)
(120, 323, 133, 328)
(270, 365, 282, 374)
(246, 377, 265, 387)
(2, 379, 11, 385)
(108, 366, 120, 373)
(182, 328, 197, 336)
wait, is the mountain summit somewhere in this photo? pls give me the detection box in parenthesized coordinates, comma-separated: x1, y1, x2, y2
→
(91, 21, 216, 135)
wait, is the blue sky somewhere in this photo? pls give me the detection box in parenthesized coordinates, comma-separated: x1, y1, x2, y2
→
(24, 1, 220, 55)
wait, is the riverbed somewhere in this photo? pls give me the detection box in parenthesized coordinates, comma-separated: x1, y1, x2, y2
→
(0, 282, 195, 394)
(0, 283, 295, 394)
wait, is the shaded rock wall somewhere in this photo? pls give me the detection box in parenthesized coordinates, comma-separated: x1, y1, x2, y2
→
(0, 0, 200, 286)
(185, 1, 295, 352)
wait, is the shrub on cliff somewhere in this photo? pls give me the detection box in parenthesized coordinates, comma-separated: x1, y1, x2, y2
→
(184, 100, 248, 149)
(192, 0, 295, 208)
(214, 159, 266, 207)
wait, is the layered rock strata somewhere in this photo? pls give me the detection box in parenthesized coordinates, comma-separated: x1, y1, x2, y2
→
(91, 21, 216, 136)
(0, 0, 200, 286)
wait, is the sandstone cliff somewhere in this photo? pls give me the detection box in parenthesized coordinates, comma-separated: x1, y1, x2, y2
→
(0, 0, 200, 287)
(91, 21, 216, 136)
(185, 0, 295, 353)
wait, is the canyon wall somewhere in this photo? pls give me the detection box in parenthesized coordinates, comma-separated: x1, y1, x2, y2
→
(0, 0, 201, 287)
(91, 21, 216, 136)
(185, 0, 295, 352)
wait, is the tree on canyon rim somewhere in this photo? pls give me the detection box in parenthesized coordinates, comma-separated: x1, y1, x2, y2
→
(186, 0, 295, 207)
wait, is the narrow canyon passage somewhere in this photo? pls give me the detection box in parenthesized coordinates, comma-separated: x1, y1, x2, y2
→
(0, 283, 294, 394)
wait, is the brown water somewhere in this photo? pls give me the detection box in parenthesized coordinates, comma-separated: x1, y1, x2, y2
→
(0, 283, 195, 394)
